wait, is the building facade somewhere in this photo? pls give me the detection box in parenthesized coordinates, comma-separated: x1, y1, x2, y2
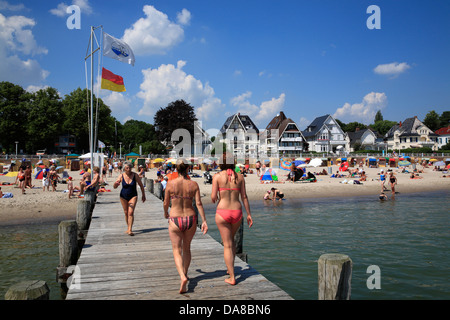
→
(219, 113, 260, 158)
(302, 114, 347, 153)
(261, 111, 306, 156)
(384, 116, 439, 151)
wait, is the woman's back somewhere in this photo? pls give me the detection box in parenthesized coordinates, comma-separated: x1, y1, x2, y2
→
(215, 170, 243, 211)
(168, 177, 197, 217)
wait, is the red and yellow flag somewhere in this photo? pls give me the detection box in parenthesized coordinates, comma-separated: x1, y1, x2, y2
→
(101, 67, 126, 92)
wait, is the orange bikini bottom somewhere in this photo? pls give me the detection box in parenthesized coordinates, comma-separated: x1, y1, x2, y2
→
(216, 209, 243, 224)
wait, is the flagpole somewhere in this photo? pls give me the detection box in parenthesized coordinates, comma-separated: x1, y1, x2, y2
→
(90, 26, 94, 181)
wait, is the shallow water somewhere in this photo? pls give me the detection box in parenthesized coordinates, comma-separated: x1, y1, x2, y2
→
(0, 191, 448, 300)
(205, 190, 450, 299)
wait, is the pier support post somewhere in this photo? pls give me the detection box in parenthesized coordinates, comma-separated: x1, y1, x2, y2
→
(147, 178, 154, 193)
(154, 182, 162, 199)
(77, 199, 91, 231)
(235, 220, 247, 262)
(5, 280, 50, 300)
(84, 188, 96, 212)
(318, 253, 352, 300)
(58, 220, 78, 267)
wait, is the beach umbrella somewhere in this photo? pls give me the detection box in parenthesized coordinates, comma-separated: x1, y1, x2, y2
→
(434, 161, 445, 167)
(166, 158, 176, 164)
(309, 158, 322, 167)
(293, 160, 305, 167)
(295, 157, 306, 161)
(153, 158, 164, 163)
(398, 160, 411, 167)
(279, 160, 292, 171)
(35, 170, 44, 179)
(202, 158, 213, 164)
(430, 158, 438, 162)
(339, 161, 349, 171)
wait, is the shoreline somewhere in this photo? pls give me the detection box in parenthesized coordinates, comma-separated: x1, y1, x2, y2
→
(1, 165, 449, 226)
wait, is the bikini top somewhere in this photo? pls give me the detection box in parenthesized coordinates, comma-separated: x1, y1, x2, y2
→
(171, 179, 194, 200)
(219, 169, 241, 192)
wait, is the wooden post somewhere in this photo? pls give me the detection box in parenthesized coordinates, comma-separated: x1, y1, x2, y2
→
(58, 220, 78, 268)
(318, 253, 352, 300)
(154, 182, 162, 199)
(235, 220, 247, 262)
(84, 188, 96, 211)
(147, 178, 154, 193)
(5, 280, 50, 300)
(76, 199, 91, 231)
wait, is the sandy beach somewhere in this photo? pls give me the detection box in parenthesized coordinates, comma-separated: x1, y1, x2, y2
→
(1, 164, 449, 225)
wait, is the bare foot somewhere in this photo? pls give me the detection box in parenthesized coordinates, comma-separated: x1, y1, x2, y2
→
(179, 277, 188, 294)
(224, 277, 236, 285)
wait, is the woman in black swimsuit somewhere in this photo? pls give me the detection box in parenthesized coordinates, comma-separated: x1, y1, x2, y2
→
(389, 172, 397, 195)
(113, 162, 146, 236)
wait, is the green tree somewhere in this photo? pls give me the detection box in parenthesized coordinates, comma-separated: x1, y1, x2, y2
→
(27, 87, 64, 152)
(0, 82, 31, 153)
(374, 110, 383, 123)
(423, 110, 440, 131)
(154, 100, 198, 146)
(439, 111, 450, 128)
(122, 119, 164, 154)
(343, 122, 367, 132)
(62, 88, 116, 153)
(371, 120, 398, 136)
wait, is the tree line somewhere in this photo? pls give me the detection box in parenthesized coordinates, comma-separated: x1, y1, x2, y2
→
(0, 81, 169, 156)
(336, 110, 449, 135)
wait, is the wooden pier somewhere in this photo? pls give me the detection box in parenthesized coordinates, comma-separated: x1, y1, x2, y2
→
(65, 187, 293, 300)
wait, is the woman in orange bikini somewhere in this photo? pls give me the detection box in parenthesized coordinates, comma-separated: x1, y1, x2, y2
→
(211, 153, 253, 285)
(164, 159, 208, 294)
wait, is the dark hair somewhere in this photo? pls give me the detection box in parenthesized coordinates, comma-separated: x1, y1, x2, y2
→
(176, 159, 189, 178)
(218, 152, 238, 182)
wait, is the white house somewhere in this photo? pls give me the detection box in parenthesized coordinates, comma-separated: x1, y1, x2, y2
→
(218, 113, 259, 158)
(261, 111, 306, 156)
(435, 125, 450, 149)
(385, 116, 439, 151)
(346, 128, 385, 152)
(302, 114, 347, 153)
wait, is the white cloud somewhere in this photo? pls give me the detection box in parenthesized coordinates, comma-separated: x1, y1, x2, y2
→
(0, 13, 49, 86)
(50, 0, 92, 17)
(137, 60, 224, 123)
(333, 92, 387, 124)
(230, 91, 286, 125)
(176, 8, 191, 26)
(0, 1, 26, 11)
(373, 62, 411, 78)
(122, 5, 188, 55)
(298, 117, 311, 131)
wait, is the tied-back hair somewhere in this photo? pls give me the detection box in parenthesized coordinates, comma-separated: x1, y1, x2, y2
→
(219, 152, 237, 184)
(176, 158, 190, 178)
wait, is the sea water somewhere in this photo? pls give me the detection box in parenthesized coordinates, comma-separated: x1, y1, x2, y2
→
(204, 190, 450, 300)
(0, 191, 448, 300)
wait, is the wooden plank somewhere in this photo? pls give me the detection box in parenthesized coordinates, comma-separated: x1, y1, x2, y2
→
(66, 189, 292, 300)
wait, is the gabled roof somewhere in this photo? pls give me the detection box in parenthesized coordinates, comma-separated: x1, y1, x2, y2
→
(302, 114, 331, 138)
(347, 128, 376, 145)
(264, 111, 304, 139)
(220, 113, 259, 134)
(435, 126, 450, 135)
(385, 117, 435, 138)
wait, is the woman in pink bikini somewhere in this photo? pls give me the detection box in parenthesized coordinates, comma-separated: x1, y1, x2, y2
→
(164, 159, 208, 294)
(211, 153, 253, 285)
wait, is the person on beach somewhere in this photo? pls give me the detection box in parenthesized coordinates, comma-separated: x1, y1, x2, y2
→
(255, 161, 261, 177)
(389, 172, 397, 195)
(270, 187, 285, 201)
(379, 169, 387, 192)
(17, 167, 25, 194)
(113, 162, 146, 236)
(24, 165, 33, 189)
(211, 153, 253, 286)
(48, 166, 59, 192)
(79, 166, 91, 196)
(67, 177, 74, 199)
(164, 159, 208, 294)
(42, 166, 49, 191)
(379, 192, 388, 200)
(84, 166, 101, 192)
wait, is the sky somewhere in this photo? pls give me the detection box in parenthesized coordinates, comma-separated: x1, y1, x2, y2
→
(1, 0, 449, 133)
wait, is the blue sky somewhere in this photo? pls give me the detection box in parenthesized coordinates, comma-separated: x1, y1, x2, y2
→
(1, 0, 449, 132)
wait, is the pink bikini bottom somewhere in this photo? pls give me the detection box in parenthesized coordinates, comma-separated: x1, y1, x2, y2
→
(216, 209, 243, 224)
